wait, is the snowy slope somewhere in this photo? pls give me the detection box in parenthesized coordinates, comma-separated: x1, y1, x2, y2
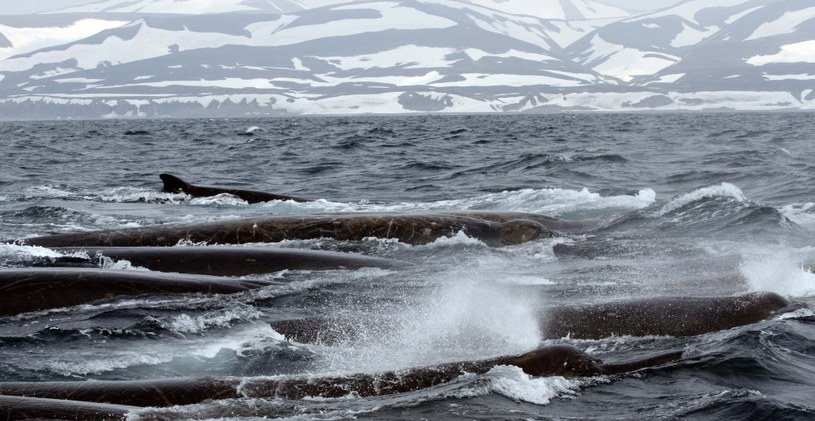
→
(53, 0, 632, 19)
(0, 1, 604, 97)
(0, 0, 813, 117)
(567, 0, 815, 85)
(0, 17, 127, 61)
(453, 0, 631, 20)
(653, 0, 815, 94)
(53, 0, 312, 14)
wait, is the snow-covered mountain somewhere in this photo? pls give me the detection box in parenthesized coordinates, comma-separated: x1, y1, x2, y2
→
(53, 0, 633, 20)
(0, 0, 812, 118)
(53, 0, 320, 15)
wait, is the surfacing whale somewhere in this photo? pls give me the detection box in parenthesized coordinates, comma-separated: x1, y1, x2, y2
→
(540, 291, 796, 339)
(20, 213, 553, 248)
(160, 173, 308, 203)
(0, 268, 269, 317)
(0, 344, 686, 408)
(270, 292, 797, 344)
(50, 246, 412, 276)
(0, 395, 135, 421)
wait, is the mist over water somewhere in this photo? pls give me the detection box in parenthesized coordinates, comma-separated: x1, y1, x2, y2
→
(1, 112, 815, 419)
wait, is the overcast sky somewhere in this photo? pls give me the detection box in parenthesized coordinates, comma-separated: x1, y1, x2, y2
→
(0, 0, 681, 15)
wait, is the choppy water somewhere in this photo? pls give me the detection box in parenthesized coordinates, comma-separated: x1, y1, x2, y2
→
(1, 112, 815, 420)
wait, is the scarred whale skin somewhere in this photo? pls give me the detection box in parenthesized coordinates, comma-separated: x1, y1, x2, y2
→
(0, 268, 269, 317)
(270, 292, 796, 344)
(160, 173, 308, 203)
(21, 213, 553, 248)
(52, 246, 412, 276)
(0, 344, 685, 408)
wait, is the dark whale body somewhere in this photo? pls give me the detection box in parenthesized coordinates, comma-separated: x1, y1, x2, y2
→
(270, 292, 796, 344)
(51, 246, 412, 276)
(0, 344, 685, 410)
(21, 213, 553, 248)
(160, 173, 308, 203)
(540, 291, 795, 339)
(0, 395, 135, 421)
(0, 268, 269, 317)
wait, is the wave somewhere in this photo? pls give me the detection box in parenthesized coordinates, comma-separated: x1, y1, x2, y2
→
(650, 182, 746, 218)
(780, 202, 815, 229)
(98, 187, 187, 204)
(600, 183, 795, 237)
(484, 365, 581, 405)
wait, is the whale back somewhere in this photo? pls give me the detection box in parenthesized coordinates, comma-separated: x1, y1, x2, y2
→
(0, 395, 135, 421)
(541, 292, 793, 339)
(159, 173, 307, 203)
(498, 344, 603, 377)
(0, 268, 266, 317)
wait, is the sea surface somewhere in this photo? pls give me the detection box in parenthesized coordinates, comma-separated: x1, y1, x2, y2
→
(1, 112, 815, 420)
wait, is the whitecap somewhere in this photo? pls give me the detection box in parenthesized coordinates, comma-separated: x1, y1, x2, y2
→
(779, 202, 815, 229)
(255, 187, 655, 217)
(43, 353, 172, 376)
(189, 193, 249, 206)
(485, 365, 581, 405)
(258, 197, 358, 214)
(98, 187, 187, 203)
(23, 184, 75, 199)
(417, 230, 486, 248)
(355, 187, 656, 216)
(0, 243, 64, 259)
(653, 182, 746, 217)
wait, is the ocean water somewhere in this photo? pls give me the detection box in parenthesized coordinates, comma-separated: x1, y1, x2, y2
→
(1, 112, 815, 420)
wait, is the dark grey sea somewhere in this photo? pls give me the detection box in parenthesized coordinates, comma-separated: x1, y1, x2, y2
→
(1, 112, 814, 419)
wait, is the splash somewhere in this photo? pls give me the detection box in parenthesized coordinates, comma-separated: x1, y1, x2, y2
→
(740, 248, 815, 297)
(161, 307, 263, 336)
(316, 257, 544, 374)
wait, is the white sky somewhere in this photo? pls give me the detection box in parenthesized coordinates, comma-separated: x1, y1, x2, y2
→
(0, 0, 681, 15)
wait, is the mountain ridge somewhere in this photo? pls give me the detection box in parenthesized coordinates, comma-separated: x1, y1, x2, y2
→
(0, 0, 812, 118)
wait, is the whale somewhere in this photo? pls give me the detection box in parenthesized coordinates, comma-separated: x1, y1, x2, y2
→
(20, 213, 553, 248)
(0, 268, 270, 317)
(0, 344, 686, 408)
(540, 291, 796, 339)
(160, 173, 308, 203)
(49, 246, 412, 276)
(269, 292, 797, 344)
(157, 175, 599, 232)
(0, 395, 135, 421)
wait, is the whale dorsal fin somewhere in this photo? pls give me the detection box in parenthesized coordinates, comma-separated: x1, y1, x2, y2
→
(159, 173, 190, 194)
